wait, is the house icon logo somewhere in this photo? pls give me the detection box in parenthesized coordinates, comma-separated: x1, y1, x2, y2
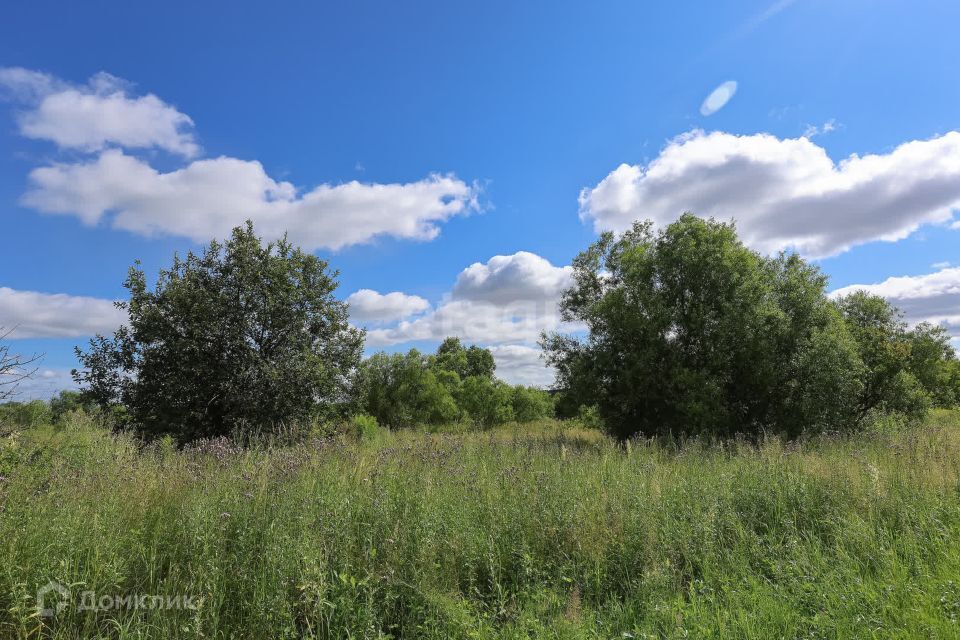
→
(37, 581, 71, 618)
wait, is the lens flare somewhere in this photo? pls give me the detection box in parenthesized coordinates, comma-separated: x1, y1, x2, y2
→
(700, 80, 738, 116)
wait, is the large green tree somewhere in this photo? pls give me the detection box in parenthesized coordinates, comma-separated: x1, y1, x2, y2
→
(542, 214, 864, 440)
(74, 222, 364, 442)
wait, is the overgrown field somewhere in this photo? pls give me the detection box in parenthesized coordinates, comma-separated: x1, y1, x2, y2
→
(3, 413, 960, 639)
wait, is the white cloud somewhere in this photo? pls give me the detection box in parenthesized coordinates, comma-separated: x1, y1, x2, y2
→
(364, 252, 574, 347)
(700, 81, 738, 116)
(366, 299, 566, 347)
(580, 130, 960, 258)
(831, 267, 960, 337)
(452, 251, 573, 304)
(346, 289, 430, 325)
(487, 344, 554, 387)
(0, 67, 61, 101)
(23, 150, 479, 251)
(932, 261, 951, 269)
(0, 67, 198, 157)
(2, 68, 479, 252)
(0, 287, 126, 338)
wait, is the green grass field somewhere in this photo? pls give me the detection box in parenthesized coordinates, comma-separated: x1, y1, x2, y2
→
(3, 413, 960, 638)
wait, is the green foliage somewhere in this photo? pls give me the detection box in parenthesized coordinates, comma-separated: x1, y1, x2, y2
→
(551, 389, 582, 420)
(906, 322, 958, 407)
(48, 390, 95, 423)
(0, 399, 51, 431)
(836, 292, 953, 421)
(543, 215, 865, 440)
(356, 338, 551, 429)
(509, 385, 554, 423)
(430, 337, 496, 380)
(947, 360, 960, 408)
(575, 404, 603, 430)
(5, 412, 960, 638)
(458, 375, 515, 428)
(354, 350, 460, 429)
(73, 222, 364, 443)
(347, 413, 382, 441)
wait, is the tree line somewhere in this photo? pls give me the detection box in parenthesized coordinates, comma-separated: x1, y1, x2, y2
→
(4, 217, 956, 443)
(64, 222, 552, 442)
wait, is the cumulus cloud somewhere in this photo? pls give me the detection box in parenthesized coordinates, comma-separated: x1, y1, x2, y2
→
(364, 252, 574, 347)
(700, 81, 738, 116)
(1, 68, 480, 251)
(452, 251, 573, 304)
(488, 344, 554, 387)
(346, 289, 430, 325)
(0, 67, 61, 101)
(580, 130, 960, 258)
(366, 299, 565, 346)
(23, 150, 479, 251)
(0, 287, 126, 338)
(831, 267, 960, 338)
(0, 67, 198, 157)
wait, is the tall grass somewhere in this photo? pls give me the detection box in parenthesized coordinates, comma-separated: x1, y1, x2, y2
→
(2, 412, 960, 638)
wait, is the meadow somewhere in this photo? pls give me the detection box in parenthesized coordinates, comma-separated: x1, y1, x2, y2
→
(3, 412, 960, 639)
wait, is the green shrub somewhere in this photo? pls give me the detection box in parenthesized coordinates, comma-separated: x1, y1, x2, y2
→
(348, 413, 383, 441)
(48, 390, 98, 424)
(510, 385, 554, 422)
(356, 340, 553, 430)
(575, 404, 603, 430)
(354, 350, 460, 429)
(0, 399, 51, 430)
(459, 375, 515, 428)
(838, 293, 954, 421)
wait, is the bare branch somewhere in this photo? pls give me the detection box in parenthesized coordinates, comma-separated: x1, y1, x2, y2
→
(0, 326, 44, 401)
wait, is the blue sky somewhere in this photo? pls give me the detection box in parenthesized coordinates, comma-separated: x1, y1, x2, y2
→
(2, 0, 960, 396)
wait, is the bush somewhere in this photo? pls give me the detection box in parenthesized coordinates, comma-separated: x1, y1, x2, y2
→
(348, 414, 383, 441)
(0, 399, 51, 430)
(73, 222, 363, 443)
(49, 390, 96, 423)
(906, 322, 958, 408)
(510, 385, 554, 422)
(355, 339, 554, 430)
(575, 404, 603, 430)
(544, 215, 959, 440)
(459, 376, 515, 428)
(353, 350, 460, 429)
